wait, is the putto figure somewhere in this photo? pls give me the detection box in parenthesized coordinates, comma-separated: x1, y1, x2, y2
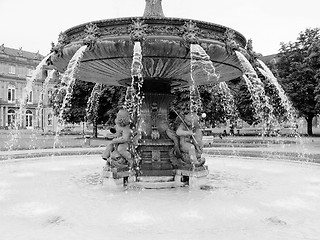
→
(176, 113, 205, 166)
(102, 109, 134, 169)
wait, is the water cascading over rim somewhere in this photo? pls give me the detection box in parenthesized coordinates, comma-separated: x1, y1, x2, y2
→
(48, 0, 247, 87)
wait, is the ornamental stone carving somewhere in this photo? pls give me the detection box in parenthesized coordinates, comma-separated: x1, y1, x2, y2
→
(181, 20, 200, 45)
(130, 19, 148, 42)
(224, 28, 240, 55)
(82, 23, 101, 50)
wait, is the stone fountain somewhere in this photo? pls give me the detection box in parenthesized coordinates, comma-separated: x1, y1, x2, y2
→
(47, 0, 247, 188)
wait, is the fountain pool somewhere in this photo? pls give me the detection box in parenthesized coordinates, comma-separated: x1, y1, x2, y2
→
(1, 155, 320, 240)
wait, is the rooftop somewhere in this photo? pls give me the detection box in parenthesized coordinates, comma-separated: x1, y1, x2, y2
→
(0, 44, 44, 60)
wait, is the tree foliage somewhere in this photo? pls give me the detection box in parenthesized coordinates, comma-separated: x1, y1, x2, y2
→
(228, 78, 257, 125)
(308, 40, 320, 112)
(97, 86, 126, 126)
(276, 28, 320, 135)
(51, 80, 95, 123)
(51, 79, 125, 131)
(170, 84, 239, 127)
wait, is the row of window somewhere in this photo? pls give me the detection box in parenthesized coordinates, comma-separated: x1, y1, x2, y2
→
(7, 85, 33, 103)
(6, 109, 53, 127)
(6, 85, 53, 104)
(0, 64, 34, 77)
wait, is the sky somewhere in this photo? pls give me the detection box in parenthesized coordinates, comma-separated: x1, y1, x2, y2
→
(1, 0, 319, 56)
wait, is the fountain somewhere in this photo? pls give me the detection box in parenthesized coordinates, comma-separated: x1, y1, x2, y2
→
(46, 0, 248, 187)
(2, 1, 320, 239)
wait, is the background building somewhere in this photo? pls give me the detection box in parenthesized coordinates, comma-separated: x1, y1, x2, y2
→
(0, 44, 57, 131)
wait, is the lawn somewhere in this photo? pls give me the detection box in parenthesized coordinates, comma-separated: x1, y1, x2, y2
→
(0, 127, 319, 151)
(0, 131, 109, 151)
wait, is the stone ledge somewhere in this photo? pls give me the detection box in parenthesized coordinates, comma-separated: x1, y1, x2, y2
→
(203, 149, 320, 164)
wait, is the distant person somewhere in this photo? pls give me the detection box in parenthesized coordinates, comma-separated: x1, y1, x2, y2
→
(230, 124, 234, 136)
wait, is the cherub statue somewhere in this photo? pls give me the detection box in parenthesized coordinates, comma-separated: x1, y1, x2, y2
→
(102, 109, 133, 169)
(176, 113, 205, 166)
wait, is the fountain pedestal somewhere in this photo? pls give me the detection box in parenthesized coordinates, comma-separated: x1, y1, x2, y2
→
(138, 139, 176, 176)
(102, 81, 208, 188)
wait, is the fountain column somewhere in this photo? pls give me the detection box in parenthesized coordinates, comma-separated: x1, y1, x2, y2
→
(136, 80, 177, 175)
(143, 0, 165, 17)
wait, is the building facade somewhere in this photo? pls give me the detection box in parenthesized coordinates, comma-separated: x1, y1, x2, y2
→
(0, 44, 57, 131)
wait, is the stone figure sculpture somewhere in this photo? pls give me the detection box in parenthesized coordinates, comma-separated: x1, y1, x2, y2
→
(102, 109, 134, 169)
(176, 113, 205, 166)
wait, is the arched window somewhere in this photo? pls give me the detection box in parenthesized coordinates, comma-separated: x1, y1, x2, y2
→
(7, 109, 16, 127)
(25, 110, 33, 128)
(7, 85, 16, 102)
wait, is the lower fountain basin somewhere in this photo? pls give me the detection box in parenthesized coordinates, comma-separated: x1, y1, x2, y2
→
(1, 155, 320, 239)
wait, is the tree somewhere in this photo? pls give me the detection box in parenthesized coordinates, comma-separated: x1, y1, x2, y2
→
(200, 83, 238, 126)
(170, 84, 239, 127)
(51, 80, 94, 123)
(86, 84, 126, 137)
(98, 86, 126, 126)
(68, 81, 95, 123)
(228, 78, 258, 125)
(51, 79, 125, 136)
(309, 40, 320, 113)
(276, 28, 320, 135)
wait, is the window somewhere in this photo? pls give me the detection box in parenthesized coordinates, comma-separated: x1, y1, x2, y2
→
(47, 113, 53, 126)
(47, 89, 53, 102)
(26, 91, 33, 104)
(0, 63, 5, 73)
(9, 65, 15, 74)
(7, 109, 16, 127)
(16, 66, 24, 76)
(27, 68, 33, 77)
(25, 110, 33, 128)
(7, 85, 16, 102)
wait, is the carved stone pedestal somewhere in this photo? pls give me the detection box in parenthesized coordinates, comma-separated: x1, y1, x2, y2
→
(101, 81, 210, 188)
(137, 139, 176, 176)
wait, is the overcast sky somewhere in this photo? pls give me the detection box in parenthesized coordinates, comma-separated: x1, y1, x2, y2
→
(1, 0, 319, 56)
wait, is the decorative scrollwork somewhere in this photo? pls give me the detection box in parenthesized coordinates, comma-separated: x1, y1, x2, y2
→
(181, 20, 200, 45)
(130, 19, 148, 42)
(224, 28, 239, 55)
(199, 29, 224, 42)
(102, 26, 130, 36)
(82, 22, 101, 50)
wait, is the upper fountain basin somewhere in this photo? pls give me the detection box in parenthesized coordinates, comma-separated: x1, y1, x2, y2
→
(50, 17, 246, 87)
